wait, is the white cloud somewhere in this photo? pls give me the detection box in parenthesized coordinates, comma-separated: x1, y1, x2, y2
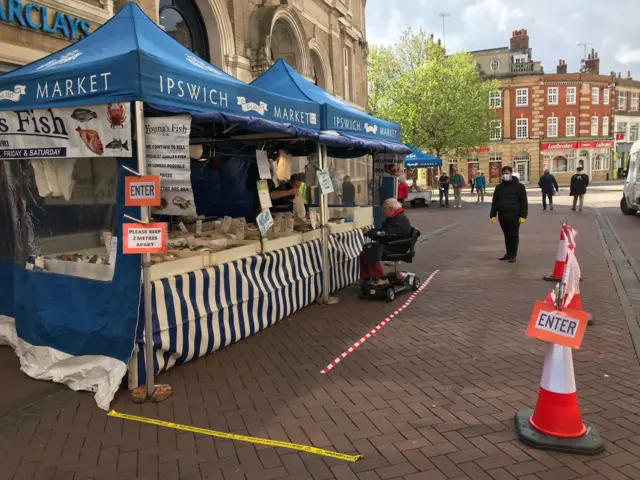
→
(615, 45, 640, 66)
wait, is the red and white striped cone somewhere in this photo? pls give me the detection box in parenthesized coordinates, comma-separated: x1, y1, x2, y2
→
(543, 228, 567, 282)
(529, 344, 585, 438)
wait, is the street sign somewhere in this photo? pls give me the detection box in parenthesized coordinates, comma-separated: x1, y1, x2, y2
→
(526, 301, 591, 349)
(123, 223, 167, 254)
(125, 175, 161, 207)
(616, 133, 625, 141)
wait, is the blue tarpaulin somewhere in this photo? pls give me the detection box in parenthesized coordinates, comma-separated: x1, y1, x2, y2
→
(0, 3, 320, 132)
(404, 144, 442, 168)
(251, 59, 406, 148)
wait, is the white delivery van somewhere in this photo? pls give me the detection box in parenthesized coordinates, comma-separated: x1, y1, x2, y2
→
(621, 140, 640, 215)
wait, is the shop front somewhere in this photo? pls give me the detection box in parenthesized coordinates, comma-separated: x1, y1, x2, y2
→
(541, 140, 614, 183)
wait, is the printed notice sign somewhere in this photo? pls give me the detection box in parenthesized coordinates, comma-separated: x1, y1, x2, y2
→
(123, 223, 167, 254)
(257, 209, 273, 237)
(257, 180, 272, 209)
(317, 168, 334, 195)
(526, 301, 591, 349)
(125, 175, 161, 206)
(0, 104, 132, 159)
(256, 150, 272, 180)
(145, 115, 197, 217)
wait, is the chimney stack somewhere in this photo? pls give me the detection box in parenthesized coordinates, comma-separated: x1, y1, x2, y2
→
(628, 70, 632, 79)
(557, 59, 567, 74)
(584, 49, 601, 75)
(510, 28, 530, 52)
(618, 72, 622, 79)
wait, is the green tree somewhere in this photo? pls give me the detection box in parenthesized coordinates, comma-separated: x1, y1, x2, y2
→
(368, 31, 499, 160)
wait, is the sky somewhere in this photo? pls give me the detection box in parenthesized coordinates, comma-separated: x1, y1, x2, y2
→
(365, 0, 640, 77)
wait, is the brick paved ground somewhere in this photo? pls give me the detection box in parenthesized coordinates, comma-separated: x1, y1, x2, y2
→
(3, 192, 640, 480)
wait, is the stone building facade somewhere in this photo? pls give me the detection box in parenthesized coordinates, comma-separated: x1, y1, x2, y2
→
(0, 0, 369, 111)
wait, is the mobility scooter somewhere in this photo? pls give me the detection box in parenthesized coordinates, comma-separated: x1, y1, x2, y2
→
(359, 227, 421, 302)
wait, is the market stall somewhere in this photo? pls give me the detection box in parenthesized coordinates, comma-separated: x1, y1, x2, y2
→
(0, 3, 404, 409)
(403, 144, 442, 206)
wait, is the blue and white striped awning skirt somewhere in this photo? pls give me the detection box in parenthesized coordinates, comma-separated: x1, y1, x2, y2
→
(129, 229, 365, 386)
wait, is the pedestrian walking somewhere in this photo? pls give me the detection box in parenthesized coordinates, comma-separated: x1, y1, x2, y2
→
(438, 171, 450, 208)
(570, 166, 589, 212)
(475, 171, 486, 203)
(538, 168, 559, 211)
(342, 175, 355, 206)
(451, 169, 465, 208)
(397, 177, 409, 207)
(470, 175, 476, 194)
(490, 166, 528, 263)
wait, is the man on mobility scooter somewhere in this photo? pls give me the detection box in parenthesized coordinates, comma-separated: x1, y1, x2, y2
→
(359, 198, 421, 302)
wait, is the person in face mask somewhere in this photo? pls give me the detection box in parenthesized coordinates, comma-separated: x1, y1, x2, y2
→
(490, 166, 528, 263)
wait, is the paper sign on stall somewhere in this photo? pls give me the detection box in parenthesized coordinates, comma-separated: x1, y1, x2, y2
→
(256, 150, 272, 180)
(257, 180, 272, 209)
(125, 175, 161, 206)
(257, 210, 274, 237)
(0, 104, 132, 159)
(317, 168, 334, 195)
(123, 223, 167, 254)
(145, 115, 197, 217)
(525, 301, 591, 349)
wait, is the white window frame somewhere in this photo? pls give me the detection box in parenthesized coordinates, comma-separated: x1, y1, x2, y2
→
(592, 155, 607, 171)
(516, 88, 528, 107)
(547, 87, 558, 105)
(565, 116, 575, 137)
(591, 116, 599, 136)
(490, 120, 502, 140)
(553, 156, 569, 173)
(602, 116, 609, 137)
(516, 118, 528, 139)
(631, 123, 639, 142)
(618, 122, 628, 137)
(547, 117, 558, 138)
(618, 91, 627, 111)
(603, 89, 610, 105)
(566, 87, 576, 105)
(591, 87, 600, 104)
(632, 93, 640, 111)
(489, 90, 502, 108)
(343, 46, 351, 102)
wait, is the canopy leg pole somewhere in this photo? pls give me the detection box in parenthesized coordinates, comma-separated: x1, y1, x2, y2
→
(317, 143, 339, 305)
(134, 101, 155, 400)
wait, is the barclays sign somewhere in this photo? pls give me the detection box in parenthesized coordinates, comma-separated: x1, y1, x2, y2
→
(0, 0, 91, 40)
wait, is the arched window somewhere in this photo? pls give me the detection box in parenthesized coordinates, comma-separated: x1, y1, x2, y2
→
(160, 0, 209, 61)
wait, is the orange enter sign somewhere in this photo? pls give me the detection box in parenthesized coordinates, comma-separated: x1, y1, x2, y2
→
(125, 175, 161, 207)
(526, 301, 591, 349)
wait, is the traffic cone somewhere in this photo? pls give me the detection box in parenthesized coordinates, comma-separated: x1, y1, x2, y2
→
(529, 344, 585, 438)
(515, 345, 604, 454)
(543, 228, 567, 282)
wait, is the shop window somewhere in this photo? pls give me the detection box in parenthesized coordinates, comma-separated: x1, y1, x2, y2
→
(566, 87, 576, 105)
(566, 116, 575, 137)
(547, 87, 558, 105)
(578, 150, 589, 171)
(489, 154, 502, 184)
(567, 150, 577, 172)
(553, 156, 568, 172)
(516, 88, 528, 107)
(160, 0, 209, 62)
(592, 154, 607, 171)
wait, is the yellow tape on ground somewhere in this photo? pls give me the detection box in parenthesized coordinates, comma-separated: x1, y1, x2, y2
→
(108, 410, 362, 463)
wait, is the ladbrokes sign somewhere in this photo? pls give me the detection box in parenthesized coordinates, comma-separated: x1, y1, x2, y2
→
(541, 141, 614, 151)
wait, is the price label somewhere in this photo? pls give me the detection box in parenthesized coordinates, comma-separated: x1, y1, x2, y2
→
(257, 180, 273, 209)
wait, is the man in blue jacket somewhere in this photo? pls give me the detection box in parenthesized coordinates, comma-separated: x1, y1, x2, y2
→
(538, 168, 559, 211)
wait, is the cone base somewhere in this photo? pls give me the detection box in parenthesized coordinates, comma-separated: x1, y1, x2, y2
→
(543, 275, 562, 282)
(515, 409, 604, 455)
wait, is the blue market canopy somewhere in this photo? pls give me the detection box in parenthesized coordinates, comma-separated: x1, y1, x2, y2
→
(0, 3, 320, 131)
(404, 144, 442, 168)
(251, 59, 408, 152)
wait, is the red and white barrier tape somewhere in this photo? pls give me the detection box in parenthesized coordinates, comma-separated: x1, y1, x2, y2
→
(320, 270, 439, 374)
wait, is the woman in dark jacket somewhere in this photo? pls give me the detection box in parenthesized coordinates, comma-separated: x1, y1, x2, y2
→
(538, 168, 559, 211)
